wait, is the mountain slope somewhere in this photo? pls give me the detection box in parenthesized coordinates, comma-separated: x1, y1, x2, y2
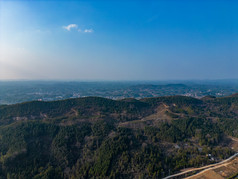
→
(0, 95, 238, 178)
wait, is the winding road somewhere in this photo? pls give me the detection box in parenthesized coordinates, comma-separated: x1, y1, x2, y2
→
(163, 153, 238, 179)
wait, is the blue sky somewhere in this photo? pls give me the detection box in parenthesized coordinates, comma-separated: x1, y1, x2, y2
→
(0, 0, 237, 80)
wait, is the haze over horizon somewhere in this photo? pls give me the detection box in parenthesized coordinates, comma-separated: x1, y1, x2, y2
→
(0, 0, 237, 81)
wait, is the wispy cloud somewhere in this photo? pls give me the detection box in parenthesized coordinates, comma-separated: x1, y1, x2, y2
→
(63, 24, 94, 33)
(63, 24, 78, 31)
(78, 28, 94, 33)
(84, 29, 94, 33)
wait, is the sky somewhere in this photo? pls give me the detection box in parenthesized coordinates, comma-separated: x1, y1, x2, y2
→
(0, 0, 238, 81)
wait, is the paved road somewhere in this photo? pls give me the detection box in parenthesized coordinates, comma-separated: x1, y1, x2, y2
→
(163, 153, 238, 179)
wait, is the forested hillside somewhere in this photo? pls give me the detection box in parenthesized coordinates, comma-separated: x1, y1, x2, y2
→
(0, 95, 238, 178)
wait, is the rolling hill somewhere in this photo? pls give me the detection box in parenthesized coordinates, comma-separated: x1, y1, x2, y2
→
(0, 95, 238, 178)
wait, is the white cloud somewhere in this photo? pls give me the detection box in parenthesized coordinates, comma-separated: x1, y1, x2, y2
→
(63, 24, 94, 33)
(63, 24, 78, 31)
(84, 29, 94, 33)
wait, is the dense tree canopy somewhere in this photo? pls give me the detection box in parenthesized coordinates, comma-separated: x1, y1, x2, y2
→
(0, 95, 237, 178)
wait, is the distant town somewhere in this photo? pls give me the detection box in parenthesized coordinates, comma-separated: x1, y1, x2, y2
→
(1, 80, 238, 105)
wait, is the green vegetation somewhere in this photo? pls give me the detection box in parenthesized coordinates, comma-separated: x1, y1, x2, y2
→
(0, 95, 238, 178)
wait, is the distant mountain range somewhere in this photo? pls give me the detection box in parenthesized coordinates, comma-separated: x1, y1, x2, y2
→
(1, 81, 238, 105)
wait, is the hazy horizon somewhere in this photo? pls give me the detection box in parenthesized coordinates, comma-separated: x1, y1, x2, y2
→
(0, 0, 237, 80)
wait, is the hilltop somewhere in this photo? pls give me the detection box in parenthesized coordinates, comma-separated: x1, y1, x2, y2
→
(0, 95, 238, 178)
